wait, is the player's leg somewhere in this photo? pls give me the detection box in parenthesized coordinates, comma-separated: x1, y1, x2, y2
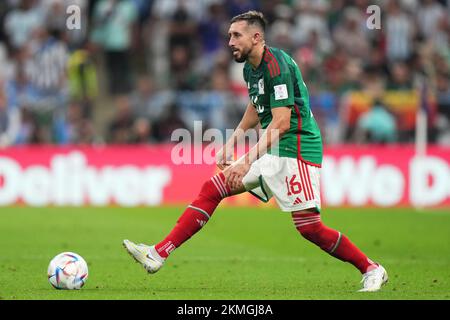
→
(260, 156, 387, 291)
(123, 168, 247, 273)
(291, 208, 388, 291)
(153, 169, 245, 259)
(292, 208, 377, 273)
(288, 161, 387, 291)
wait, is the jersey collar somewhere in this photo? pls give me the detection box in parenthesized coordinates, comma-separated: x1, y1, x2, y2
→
(252, 45, 268, 71)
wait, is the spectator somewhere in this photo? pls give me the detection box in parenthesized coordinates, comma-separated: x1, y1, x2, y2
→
(64, 100, 84, 143)
(333, 7, 370, 59)
(4, 0, 43, 49)
(42, 0, 66, 34)
(170, 45, 198, 90)
(387, 62, 413, 90)
(225, 0, 260, 19)
(205, 67, 231, 132)
(385, 0, 415, 62)
(339, 59, 364, 94)
(292, 0, 332, 53)
(131, 117, 156, 144)
(26, 26, 69, 101)
(151, 0, 205, 22)
(322, 46, 349, 91)
(0, 80, 20, 147)
(64, 99, 100, 145)
(15, 107, 42, 144)
(294, 34, 323, 89)
(67, 47, 98, 118)
(0, 42, 14, 81)
(22, 25, 69, 144)
(167, 0, 198, 53)
(91, 0, 138, 95)
(354, 100, 398, 143)
(326, 0, 345, 31)
(435, 71, 450, 143)
(361, 67, 386, 99)
(197, 2, 228, 73)
(154, 102, 188, 142)
(436, 71, 450, 121)
(77, 119, 100, 144)
(107, 95, 135, 143)
(267, 4, 295, 54)
(416, 0, 446, 39)
(0, 1, 448, 146)
(5, 62, 37, 112)
(130, 75, 164, 121)
(42, 0, 89, 49)
(432, 13, 449, 53)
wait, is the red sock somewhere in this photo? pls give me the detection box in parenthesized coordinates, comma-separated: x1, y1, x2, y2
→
(155, 173, 230, 258)
(292, 212, 376, 274)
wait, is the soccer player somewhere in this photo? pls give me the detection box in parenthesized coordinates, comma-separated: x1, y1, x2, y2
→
(123, 11, 388, 292)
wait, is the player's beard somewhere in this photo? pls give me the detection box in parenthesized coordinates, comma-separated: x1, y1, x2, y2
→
(233, 46, 251, 63)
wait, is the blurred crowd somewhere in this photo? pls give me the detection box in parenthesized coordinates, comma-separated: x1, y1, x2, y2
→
(0, 0, 449, 147)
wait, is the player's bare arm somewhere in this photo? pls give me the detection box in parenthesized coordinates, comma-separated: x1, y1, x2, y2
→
(216, 101, 260, 170)
(225, 106, 291, 190)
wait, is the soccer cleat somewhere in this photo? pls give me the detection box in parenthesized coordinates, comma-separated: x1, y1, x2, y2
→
(358, 264, 388, 292)
(122, 239, 164, 274)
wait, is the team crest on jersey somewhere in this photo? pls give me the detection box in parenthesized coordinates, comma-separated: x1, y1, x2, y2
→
(252, 96, 264, 113)
(258, 78, 265, 94)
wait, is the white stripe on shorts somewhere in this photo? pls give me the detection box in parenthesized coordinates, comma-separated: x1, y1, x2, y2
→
(299, 161, 312, 201)
(302, 161, 314, 200)
(297, 159, 311, 201)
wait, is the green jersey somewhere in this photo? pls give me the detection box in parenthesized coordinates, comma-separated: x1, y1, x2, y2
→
(243, 46, 322, 166)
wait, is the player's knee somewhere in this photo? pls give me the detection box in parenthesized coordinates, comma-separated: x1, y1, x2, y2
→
(296, 223, 321, 242)
(199, 173, 230, 201)
(296, 222, 335, 253)
(221, 168, 245, 194)
(292, 211, 322, 242)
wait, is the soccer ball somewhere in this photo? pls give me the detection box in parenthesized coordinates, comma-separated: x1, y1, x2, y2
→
(47, 252, 88, 290)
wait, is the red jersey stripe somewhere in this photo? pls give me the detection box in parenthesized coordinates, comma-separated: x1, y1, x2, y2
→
(264, 47, 281, 78)
(294, 104, 302, 160)
(264, 54, 275, 77)
(265, 48, 281, 76)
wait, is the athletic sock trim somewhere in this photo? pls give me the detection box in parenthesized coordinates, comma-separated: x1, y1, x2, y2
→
(211, 176, 227, 197)
(293, 215, 321, 227)
(149, 245, 166, 263)
(292, 216, 321, 222)
(329, 232, 342, 254)
(294, 220, 321, 227)
(214, 175, 229, 197)
(188, 205, 211, 220)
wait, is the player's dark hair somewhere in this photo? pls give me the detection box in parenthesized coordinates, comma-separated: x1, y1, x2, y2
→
(230, 11, 267, 33)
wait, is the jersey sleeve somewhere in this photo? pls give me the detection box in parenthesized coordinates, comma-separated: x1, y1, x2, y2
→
(268, 69, 295, 108)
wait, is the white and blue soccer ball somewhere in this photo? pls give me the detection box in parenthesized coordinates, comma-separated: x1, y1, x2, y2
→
(47, 252, 88, 290)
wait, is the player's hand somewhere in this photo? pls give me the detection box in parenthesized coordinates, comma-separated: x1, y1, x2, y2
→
(225, 162, 251, 190)
(216, 147, 234, 170)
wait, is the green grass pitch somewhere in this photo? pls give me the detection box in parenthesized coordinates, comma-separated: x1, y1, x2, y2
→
(0, 206, 449, 300)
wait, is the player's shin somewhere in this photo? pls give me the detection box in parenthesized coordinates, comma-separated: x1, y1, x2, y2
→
(292, 212, 377, 274)
(155, 172, 231, 259)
